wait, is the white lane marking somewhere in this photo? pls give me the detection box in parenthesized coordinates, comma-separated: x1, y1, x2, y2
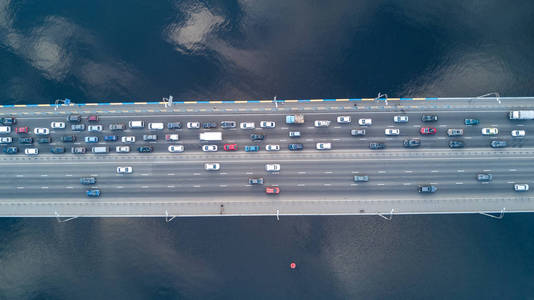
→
(334, 126, 341, 129)
(412, 125, 420, 127)
(193, 173, 200, 176)
(404, 170, 413, 173)
(297, 184, 306, 186)
(509, 169, 517, 171)
(507, 181, 515, 184)
(307, 127, 314, 129)
(16, 186, 24, 189)
(141, 173, 150, 176)
(517, 124, 525, 127)
(457, 170, 464, 172)
(332, 138, 340, 141)
(377, 183, 385, 186)
(439, 124, 447, 127)
(482, 182, 489, 184)
(465, 136, 472, 139)
(41, 186, 48, 189)
(324, 171, 333, 174)
(323, 183, 331, 186)
(403, 183, 411, 186)
(116, 186, 124, 189)
(193, 185, 200, 188)
(430, 182, 438, 185)
(167, 173, 175, 176)
(431, 170, 439, 173)
(491, 124, 498, 127)
(65, 174, 73, 177)
(16, 175, 24, 178)
(306, 139, 314, 141)
(438, 137, 445, 140)
(455, 182, 463, 185)
(378, 170, 387, 173)
(483, 169, 492, 172)
(40, 174, 48, 177)
(167, 185, 175, 188)
(220, 172, 228, 175)
(350, 183, 358, 186)
(245, 172, 253, 175)
(298, 171, 306, 174)
(281, 127, 288, 130)
(220, 185, 227, 187)
(360, 138, 368, 141)
(142, 186, 149, 188)
(280, 139, 288, 142)
(352, 171, 359, 174)
(90, 174, 98, 177)
(66, 186, 73, 189)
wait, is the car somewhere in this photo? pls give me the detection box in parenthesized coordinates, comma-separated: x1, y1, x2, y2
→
(38, 137, 51, 144)
(358, 118, 372, 126)
(15, 127, 29, 134)
(24, 148, 38, 155)
(0, 117, 16, 125)
(385, 128, 400, 136)
(224, 144, 238, 151)
(0, 126, 11, 134)
(421, 114, 438, 122)
(511, 130, 526, 137)
(86, 189, 101, 197)
(116, 166, 133, 174)
(51, 122, 65, 129)
(251, 134, 264, 141)
(168, 145, 184, 153)
(514, 184, 529, 192)
(67, 114, 81, 122)
(71, 146, 86, 154)
(447, 129, 464, 136)
(248, 177, 264, 185)
(85, 136, 98, 143)
(369, 142, 385, 150)
(420, 127, 437, 135)
(477, 173, 493, 181)
(448, 140, 465, 148)
(121, 136, 135, 143)
(115, 146, 130, 153)
(351, 129, 366, 136)
(202, 122, 217, 129)
(393, 115, 409, 123)
(34, 128, 49, 136)
(490, 140, 507, 148)
(186, 122, 201, 129)
(80, 177, 96, 185)
(202, 145, 218, 152)
(260, 121, 276, 128)
(289, 131, 301, 138)
(464, 118, 480, 126)
(109, 123, 125, 131)
(337, 116, 351, 124)
(0, 137, 12, 144)
(137, 146, 153, 153)
(128, 121, 144, 129)
(220, 121, 236, 129)
(244, 145, 259, 152)
(316, 142, 332, 150)
(3, 146, 18, 154)
(481, 128, 498, 135)
(62, 135, 75, 142)
(143, 134, 157, 141)
(165, 134, 179, 141)
(104, 135, 117, 142)
(403, 139, 421, 148)
(71, 124, 85, 131)
(19, 137, 33, 144)
(265, 164, 281, 172)
(148, 122, 165, 130)
(88, 115, 99, 122)
(167, 122, 182, 129)
(88, 125, 103, 132)
(265, 186, 280, 195)
(265, 144, 280, 151)
(204, 163, 220, 171)
(240, 122, 255, 129)
(418, 185, 437, 193)
(50, 147, 65, 154)
(288, 143, 304, 151)
(314, 120, 331, 127)
(353, 175, 369, 182)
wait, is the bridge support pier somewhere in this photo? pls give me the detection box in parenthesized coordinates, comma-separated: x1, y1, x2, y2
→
(165, 210, 177, 223)
(479, 207, 506, 219)
(54, 211, 79, 223)
(378, 209, 394, 221)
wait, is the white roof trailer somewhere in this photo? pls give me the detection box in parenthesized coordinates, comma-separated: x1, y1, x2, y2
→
(200, 132, 222, 142)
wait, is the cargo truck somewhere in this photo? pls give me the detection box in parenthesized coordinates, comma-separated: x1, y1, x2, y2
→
(200, 132, 222, 142)
(285, 114, 304, 124)
(509, 111, 534, 120)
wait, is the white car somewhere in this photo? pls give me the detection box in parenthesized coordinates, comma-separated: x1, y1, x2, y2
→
(316, 143, 332, 150)
(34, 128, 50, 136)
(385, 128, 400, 136)
(511, 130, 526, 137)
(337, 116, 351, 124)
(204, 163, 220, 171)
(121, 136, 136, 143)
(116, 166, 133, 174)
(314, 120, 331, 127)
(0, 137, 12, 144)
(514, 184, 529, 192)
(240, 122, 255, 129)
(187, 122, 201, 129)
(202, 145, 218, 152)
(88, 125, 103, 132)
(394, 115, 409, 123)
(265, 144, 280, 151)
(50, 122, 65, 129)
(115, 146, 130, 153)
(24, 148, 38, 155)
(481, 128, 498, 135)
(265, 164, 281, 172)
(168, 145, 185, 153)
(358, 118, 372, 126)
(148, 122, 164, 130)
(260, 121, 276, 128)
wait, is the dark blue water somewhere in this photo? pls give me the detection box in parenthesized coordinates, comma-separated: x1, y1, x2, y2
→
(1, 1, 534, 298)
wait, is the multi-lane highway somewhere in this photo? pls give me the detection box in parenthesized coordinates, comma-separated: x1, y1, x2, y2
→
(0, 97, 533, 218)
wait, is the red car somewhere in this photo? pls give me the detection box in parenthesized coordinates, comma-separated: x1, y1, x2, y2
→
(88, 115, 99, 122)
(420, 127, 437, 135)
(265, 186, 280, 195)
(15, 126, 29, 134)
(223, 144, 238, 151)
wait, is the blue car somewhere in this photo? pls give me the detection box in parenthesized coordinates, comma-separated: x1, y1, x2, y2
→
(464, 118, 480, 125)
(85, 136, 99, 143)
(288, 143, 304, 151)
(244, 145, 259, 152)
(104, 135, 117, 141)
(86, 189, 101, 197)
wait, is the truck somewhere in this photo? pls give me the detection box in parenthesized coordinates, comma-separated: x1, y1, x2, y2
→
(200, 132, 222, 142)
(509, 111, 534, 120)
(285, 114, 304, 124)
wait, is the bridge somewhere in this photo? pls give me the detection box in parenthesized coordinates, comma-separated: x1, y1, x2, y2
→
(0, 95, 533, 220)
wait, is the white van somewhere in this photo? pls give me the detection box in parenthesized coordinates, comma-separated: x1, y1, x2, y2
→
(148, 122, 164, 130)
(91, 146, 109, 154)
(0, 126, 11, 134)
(128, 121, 144, 129)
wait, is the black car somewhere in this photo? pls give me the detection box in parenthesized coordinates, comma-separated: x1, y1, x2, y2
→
(220, 121, 236, 129)
(62, 135, 75, 142)
(80, 177, 96, 185)
(477, 173, 493, 182)
(490, 140, 507, 148)
(71, 147, 86, 154)
(403, 139, 421, 148)
(251, 134, 264, 141)
(71, 124, 85, 131)
(1, 117, 16, 125)
(19, 137, 33, 144)
(167, 122, 182, 129)
(50, 146, 65, 154)
(418, 185, 437, 193)
(38, 137, 51, 144)
(288, 143, 304, 151)
(109, 123, 125, 131)
(137, 146, 153, 153)
(421, 114, 438, 122)
(202, 122, 217, 129)
(143, 134, 157, 141)
(448, 140, 464, 148)
(369, 142, 385, 150)
(67, 114, 81, 122)
(248, 177, 264, 185)
(3, 146, 18, 154)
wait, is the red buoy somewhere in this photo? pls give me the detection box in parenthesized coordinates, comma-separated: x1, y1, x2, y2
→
(290, 262, 296, 269)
